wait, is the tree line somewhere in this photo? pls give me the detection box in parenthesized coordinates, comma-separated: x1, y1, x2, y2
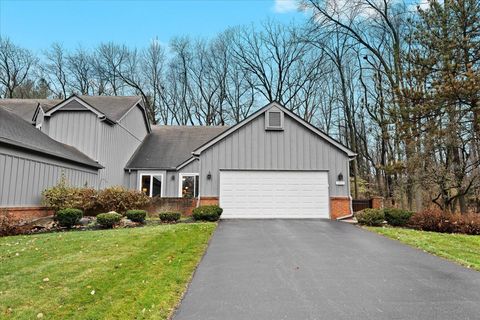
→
(1, 0, 479, 213)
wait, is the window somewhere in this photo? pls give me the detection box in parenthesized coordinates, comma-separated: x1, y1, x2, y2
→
(179, 174, 199, 198)
(140, 174, 163, 197)
(265, 109, 284, 130)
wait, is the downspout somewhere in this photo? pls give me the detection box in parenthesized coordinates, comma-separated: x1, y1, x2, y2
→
(336, 157, 356, 220)
(195, 155, 201, 208)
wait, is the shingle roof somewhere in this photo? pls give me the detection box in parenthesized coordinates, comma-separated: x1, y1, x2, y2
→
(0, 99, 61, 122)
(126, 125, 230, 169)
(0, 107, 102, 169)
(45, 95, 143, 122)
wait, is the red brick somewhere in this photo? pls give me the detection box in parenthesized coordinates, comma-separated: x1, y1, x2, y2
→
(330, 197, 352, 220)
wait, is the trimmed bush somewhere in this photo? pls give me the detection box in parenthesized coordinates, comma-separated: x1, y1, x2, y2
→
(125, 209, 147, 223)
(158, 212, 181, 223)
(408, 209, 480, 235)
(356, 208, 385, 226)
(192, 205, 223, 221)
(96, 212, 122, 228)
(384, 208, 414, 226)
(55, 208, 83, 228)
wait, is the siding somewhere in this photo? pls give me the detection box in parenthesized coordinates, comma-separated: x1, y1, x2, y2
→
(199, 113, 350, 197)
(44, 105, 148, 189)
(118, 105, 149, 140)
(44, 111, 100, 160)
(0, 145, 98, 207)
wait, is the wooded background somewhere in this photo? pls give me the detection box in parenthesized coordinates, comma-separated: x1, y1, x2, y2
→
(1, 0, 479, 213)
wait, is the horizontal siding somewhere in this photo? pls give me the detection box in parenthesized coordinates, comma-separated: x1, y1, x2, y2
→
(0, 145, 98, 207)
(199, 113, 350, 197)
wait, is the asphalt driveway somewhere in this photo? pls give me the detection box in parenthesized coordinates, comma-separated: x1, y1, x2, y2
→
(174, 220, 480, 320)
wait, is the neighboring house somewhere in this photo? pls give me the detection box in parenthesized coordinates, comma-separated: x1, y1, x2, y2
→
(0, 107, 101, 206)
(0, 98, 355, 219)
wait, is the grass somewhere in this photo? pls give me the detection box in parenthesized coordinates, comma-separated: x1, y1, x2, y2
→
(367, 226, 480, 271)
(0, 223, 216, 319)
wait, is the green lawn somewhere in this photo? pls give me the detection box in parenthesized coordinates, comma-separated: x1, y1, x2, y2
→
(0, 223, 216, 319)
(367, 226, 480, 271)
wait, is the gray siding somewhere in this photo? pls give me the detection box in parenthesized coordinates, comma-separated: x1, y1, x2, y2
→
(0, 145, 98, 207)
(44, 106, 148, 189)
(118, 105, 149, 140)
(199, 113, 350, 197)
(43, 111, 100, 160)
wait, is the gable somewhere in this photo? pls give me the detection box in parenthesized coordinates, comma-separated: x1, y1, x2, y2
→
(60, 99, 90, 111)
(193, 102, 356, 157)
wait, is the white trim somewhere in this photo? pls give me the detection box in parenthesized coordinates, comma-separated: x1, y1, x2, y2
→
(117, 98, 152, 133)
(193, 102, 356, 157)
(176, 157, 197, 171)
(178, 173, 199, 198)
(45, 96, 105, 118)
(138, 172, 164, 197)
(265, 107, 284, 130)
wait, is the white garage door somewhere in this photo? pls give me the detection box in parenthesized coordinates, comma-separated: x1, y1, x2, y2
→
(219, 170, 329, 219)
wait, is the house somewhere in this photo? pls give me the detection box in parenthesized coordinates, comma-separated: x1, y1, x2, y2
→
(0, 97, 355, 219)
(0, 107, 101, 207)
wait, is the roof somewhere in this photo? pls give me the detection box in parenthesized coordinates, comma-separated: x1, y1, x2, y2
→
(0, 99, 61, 122)
(193, 101, 357, 157)
(45, 95, 144, 122)
(0, 107, 102, 169)
(125, 125, 230, 170)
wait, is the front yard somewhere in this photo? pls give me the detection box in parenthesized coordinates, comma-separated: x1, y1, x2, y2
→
(0, 223, 216, 319)
(368, 226, 480, 271)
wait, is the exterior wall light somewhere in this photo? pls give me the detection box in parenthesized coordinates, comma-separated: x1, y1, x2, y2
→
(336, 172, 345, 186)
(338, 173, 344, 181)
(207, 171, 212, 180)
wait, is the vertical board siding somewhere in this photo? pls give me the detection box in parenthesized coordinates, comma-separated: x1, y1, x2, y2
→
(46, 111, 100, 160)
(200, 113, 350, 197)
(44, 106, 148, 189)
(0, 147, 98, 207)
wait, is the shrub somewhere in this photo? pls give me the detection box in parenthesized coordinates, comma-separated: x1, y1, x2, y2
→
(384, 208, 414, 226)
(125, 209, 147, 223)
(42, 177, 96, 213)
(55, 208, 83, 228)
(409, 209, 480, 235)
(158, 211, 181, 222)
(96, 212, 122, 228)
(356, 208, 385, 226)
(192, 205, 223, 221)
(96, 187, 149, 214)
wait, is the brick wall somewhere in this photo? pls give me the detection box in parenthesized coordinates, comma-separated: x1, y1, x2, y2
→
(199, 197, 219, 206)
(371, 197, 384, 209)
(148, 197, 219, 216)
(330, 197, 352, 220)
(1, 207, 54, 224)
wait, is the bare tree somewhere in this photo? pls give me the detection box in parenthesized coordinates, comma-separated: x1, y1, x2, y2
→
(0, 37, 37, 98)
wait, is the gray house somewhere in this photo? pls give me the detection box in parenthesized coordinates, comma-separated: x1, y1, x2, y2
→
(125, 102, 356, 219)
(0, 107, 101, 206)
(1, 98, 355, 219)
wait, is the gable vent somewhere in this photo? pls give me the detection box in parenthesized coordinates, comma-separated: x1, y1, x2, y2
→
(265, 109, 284, 131)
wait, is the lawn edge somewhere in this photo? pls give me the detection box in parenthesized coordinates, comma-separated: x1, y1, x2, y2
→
(363, 225, 480, 272)
(168, 222, 218, 320)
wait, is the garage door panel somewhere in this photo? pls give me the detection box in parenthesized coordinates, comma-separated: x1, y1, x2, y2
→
(219, 170, 329, 219)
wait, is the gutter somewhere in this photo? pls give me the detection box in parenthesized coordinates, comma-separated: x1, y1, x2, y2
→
(337, 157, 356, 220)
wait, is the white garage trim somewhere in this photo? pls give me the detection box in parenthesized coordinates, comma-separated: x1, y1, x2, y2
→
(219, 170, 330, 219)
